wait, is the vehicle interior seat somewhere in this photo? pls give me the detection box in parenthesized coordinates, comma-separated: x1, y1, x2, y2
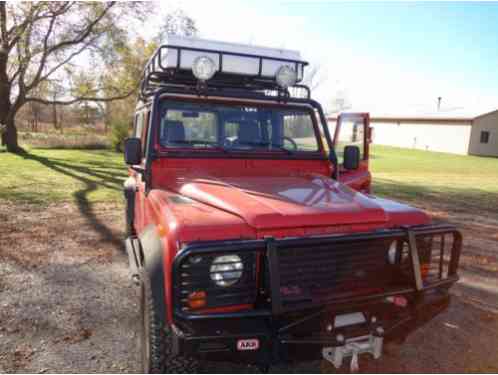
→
(161, 120, 185, 145)
(235, 120, 262, 146)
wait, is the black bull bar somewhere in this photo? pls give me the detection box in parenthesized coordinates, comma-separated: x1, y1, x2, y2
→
(170, 224, 461, 365)
(172, 224, 462, 320)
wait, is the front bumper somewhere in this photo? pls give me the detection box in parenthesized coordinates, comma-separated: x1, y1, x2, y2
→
(170, 224, 461, 366)
(171, 287, 453, 365)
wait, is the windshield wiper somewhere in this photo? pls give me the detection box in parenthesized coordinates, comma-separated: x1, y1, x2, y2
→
(235, 141, 294, 155)
(165, 140, 218, 146)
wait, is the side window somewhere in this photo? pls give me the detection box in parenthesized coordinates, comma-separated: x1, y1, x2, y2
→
(336, 119, 365, 164)
(142, 110, 150, 149)
(134, 112, 144, 139)
(282, 113, 319, 151)
(480, 131, 490, 144)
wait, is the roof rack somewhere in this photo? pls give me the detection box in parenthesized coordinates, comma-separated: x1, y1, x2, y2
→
(139, 40, 310, 101)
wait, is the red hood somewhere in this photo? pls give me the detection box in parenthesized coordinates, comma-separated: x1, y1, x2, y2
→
(170, 173, 390, 230)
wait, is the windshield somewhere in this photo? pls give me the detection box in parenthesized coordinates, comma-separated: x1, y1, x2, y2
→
(158, 101, 320, 153)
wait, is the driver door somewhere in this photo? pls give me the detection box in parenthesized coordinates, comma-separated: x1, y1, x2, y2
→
(333, 113, 372, 193)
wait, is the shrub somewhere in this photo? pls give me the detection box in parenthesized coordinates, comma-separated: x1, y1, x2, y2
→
(109, 119, 130, 152)
(19, 131, 109, 149)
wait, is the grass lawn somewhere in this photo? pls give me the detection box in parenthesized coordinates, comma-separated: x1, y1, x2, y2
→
(1, 145, 497, 215)
(0, 147, 126, 206)
(370, 145, 498, 214)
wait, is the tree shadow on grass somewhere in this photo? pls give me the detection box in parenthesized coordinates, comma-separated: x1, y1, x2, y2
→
(19, 150, 125, 251)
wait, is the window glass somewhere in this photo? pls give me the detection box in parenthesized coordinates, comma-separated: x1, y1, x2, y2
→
(158, 101, 321, 153)
(336, 118, 365, 164)
(134, 113, 143, 139)
(141, 111, 150, 148)
(160, 108, 217, 147)
(480, 131, 490, 144)
(282, 112, 319, 151)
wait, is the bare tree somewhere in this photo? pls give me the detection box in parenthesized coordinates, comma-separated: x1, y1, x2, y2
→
(0, 1, 149, 152)
(158, 9, 198, 42)
(291, 64, 326, 99)
(329, 85, 352, 114)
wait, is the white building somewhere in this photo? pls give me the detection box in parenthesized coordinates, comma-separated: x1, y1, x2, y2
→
(328, 109, 498, 157)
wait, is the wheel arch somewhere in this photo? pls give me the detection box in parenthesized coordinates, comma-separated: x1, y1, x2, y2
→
(139, 224, 168, 325)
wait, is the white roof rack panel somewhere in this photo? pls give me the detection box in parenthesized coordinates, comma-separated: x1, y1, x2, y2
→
(153, 35, 306, 80)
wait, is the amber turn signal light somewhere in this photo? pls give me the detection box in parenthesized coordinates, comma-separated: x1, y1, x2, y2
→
(187, 291, 207, 309)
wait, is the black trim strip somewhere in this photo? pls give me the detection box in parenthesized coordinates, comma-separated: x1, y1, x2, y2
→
(265, 237, 282, 315)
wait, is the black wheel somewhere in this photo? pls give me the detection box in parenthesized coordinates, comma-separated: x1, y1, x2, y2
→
(139, 271, 198, 373)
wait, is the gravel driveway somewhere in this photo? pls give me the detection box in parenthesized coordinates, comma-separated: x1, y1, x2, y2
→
(1, 201, 497, 373)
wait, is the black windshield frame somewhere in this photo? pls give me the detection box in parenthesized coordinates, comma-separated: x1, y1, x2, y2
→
(152, 95, 330, 160)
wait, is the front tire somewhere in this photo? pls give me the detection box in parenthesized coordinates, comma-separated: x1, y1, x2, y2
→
(139, 271, 198, 373)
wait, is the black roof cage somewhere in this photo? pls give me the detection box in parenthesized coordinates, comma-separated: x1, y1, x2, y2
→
(139, 44, 311, 101)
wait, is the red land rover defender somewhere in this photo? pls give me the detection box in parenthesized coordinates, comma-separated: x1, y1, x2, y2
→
(124, 36, 462, 373)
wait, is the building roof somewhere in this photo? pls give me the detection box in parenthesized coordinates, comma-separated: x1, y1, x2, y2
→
(327, 107, 498, 123)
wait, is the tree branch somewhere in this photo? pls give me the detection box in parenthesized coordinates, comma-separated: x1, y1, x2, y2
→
(25, 85, 137, 106)
(34, 33, 103, 88)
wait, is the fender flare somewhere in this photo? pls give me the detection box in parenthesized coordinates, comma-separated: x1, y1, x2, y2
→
(138, 225, 167, 325)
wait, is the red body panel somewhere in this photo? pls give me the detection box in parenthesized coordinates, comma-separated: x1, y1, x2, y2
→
(133, 158, 430, 323)
(130, 110, 431, 322)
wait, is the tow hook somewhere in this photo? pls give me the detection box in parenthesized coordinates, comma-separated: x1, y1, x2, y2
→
(322, 326, 384, 372)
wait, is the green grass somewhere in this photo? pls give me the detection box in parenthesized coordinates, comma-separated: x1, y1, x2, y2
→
(0, 147, 126, 206)
(1, 145, 497, 216)
(370, 145, 498, 214)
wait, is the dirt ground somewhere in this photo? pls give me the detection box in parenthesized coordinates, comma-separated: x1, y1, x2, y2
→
(1, 199, 497, 374)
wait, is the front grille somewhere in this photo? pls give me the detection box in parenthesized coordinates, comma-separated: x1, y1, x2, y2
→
(175, 252, 258, 313)
(173, 225, 461, 318)
(276, 238, 406, 310)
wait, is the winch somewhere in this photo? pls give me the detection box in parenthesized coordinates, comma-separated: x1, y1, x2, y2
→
(322, 313, 384, 372)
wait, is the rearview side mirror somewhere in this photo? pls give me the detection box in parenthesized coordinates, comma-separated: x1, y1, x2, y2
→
(343, 145, 360, 170)
(124, 138, 142, 165)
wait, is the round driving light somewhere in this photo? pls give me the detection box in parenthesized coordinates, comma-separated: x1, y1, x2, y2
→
(387, 241, 398, 265)
(276, 65, 297, 88)
(192, 55, 216, 81)
(210, 255, 243, 287)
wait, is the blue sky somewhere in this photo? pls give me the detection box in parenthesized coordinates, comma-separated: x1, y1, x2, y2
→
(150, 1, 498, 114)
(283, 2, 498, 98)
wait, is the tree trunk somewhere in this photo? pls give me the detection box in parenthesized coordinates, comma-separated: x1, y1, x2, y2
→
(53, 102, 58, 130)
(0, 51, 20, 152)
(4, 118, 20, 152)
(0, 90, 23, 153)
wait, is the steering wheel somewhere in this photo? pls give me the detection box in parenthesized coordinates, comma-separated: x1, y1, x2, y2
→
(283, 136, 298, 151)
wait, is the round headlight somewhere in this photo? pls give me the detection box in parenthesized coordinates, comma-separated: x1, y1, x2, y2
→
(192, 55, 216, 81)
(387, 241, 398, 265)
(210, 255, 243, 287)
(276, 65, 297, 88)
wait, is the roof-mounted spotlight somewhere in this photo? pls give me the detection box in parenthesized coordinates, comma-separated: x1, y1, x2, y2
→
(192, 55, 216, 81)
(276, 65, 297, 89)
